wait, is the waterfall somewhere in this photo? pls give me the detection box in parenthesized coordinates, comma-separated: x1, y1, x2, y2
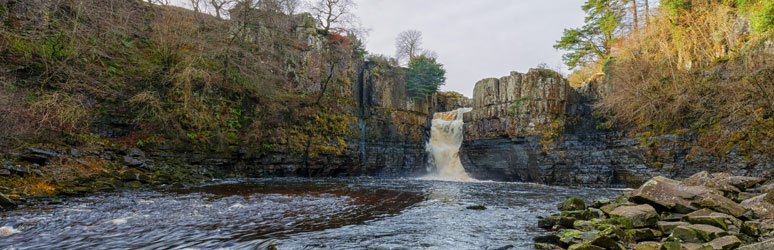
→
(423, 108, 474, 182)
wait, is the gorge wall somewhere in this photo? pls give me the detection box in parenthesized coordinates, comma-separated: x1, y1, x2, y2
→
(460, 70, 774, 187)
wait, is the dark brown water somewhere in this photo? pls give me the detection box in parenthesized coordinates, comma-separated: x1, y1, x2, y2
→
(0, 178, 622, 249)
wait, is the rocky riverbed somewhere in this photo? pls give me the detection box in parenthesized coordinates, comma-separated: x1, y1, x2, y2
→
(534, 172, 774, 250)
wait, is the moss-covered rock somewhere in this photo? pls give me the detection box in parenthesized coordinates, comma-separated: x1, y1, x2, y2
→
(658, 221, 690, 234)
(608, 204, 658, 228)
(568, 242, 604, 250)
(705, 235, 741, 250)
(559, 197, 587, 211)
(0, 192, 16, 209)
(671, 224, 727, 243)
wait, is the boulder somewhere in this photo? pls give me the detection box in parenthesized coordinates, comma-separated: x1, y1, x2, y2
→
(661, 212, 686, 221)
(573, 220, 596, 231)
(659, 221, 690, 234)
(740, 220, 774, 237)
(630, 176, 712, 213)
(568, 243, 604, 250)
(632, 241, 661, 250)
(684, 172, 741, 195)
(0, 192, 16, 209)
(683, 210, 741, 230)
(624, 228, 662, 241)
(123, 155, 145, 167)
(740, 194, 774, 220)
(738, 238, 774, 250)
(533, 235, 563, 247)
(559, 197, 586, 211)
(705, 235, 741, 250)
(590, 235, 625, 250)
(557, 229, 597, 246)
(591, 200, 611, 209)
(692, 193, 746, 218)
(120, 168, 150, 183)
(534, 243, 564, 250)
(466, 205, 487, 210)
(608, 204, 659, 228)
(671, 224, 727, 243)
(680, 243, 713, 250)
(724, 176, 765, 190)
(539, 215, 561, 229)
(21, 148, 60, 164)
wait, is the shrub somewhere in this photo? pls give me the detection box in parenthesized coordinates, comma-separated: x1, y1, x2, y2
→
(406, 55, 446, 100)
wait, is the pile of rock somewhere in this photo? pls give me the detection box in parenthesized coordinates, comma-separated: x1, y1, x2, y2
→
(534, 172, 774, 250)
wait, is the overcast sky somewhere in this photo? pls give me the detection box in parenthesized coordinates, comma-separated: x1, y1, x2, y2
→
(355, 0, 586, 97)
(171, 0, 587, 97)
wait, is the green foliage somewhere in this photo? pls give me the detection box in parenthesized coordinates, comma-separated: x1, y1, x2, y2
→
(661, 0, 692, 16)
(509, 97, 528, 115)
(734, 0, 774, 33)
(554, 0, 626, 69)
(406, 55, 446, 99)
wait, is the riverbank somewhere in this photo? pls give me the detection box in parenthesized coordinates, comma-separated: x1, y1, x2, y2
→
(535, 172, 774, 250)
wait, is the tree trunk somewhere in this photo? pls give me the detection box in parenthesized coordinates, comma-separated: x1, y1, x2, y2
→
(644, 0, 650, 28)
(631, 0, 638, 32)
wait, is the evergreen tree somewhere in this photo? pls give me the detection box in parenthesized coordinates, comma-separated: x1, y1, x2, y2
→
(554, 0, 627, 69)
(406, 55, 446, 99)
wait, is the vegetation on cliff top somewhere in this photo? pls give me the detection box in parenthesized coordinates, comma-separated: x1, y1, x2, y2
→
(558, 0, 774, 158)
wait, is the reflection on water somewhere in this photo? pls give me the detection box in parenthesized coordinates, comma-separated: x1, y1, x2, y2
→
(0, 178, 621, 249)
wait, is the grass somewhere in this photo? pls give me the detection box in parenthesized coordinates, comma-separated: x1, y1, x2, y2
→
(594, 0, 774, 157)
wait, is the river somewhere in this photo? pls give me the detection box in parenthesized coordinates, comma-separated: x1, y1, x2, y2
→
(0, 178, 621, 249)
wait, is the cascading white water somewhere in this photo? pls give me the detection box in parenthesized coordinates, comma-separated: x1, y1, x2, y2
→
(423, 108, 474, 182)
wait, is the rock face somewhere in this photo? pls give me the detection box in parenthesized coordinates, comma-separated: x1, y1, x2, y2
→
(464, 69, 568, 140)
(352, 61, 435, 176)
(166, 61, 467, 178)
(535, 173, 774, 250)
(460, 69, 774, 187)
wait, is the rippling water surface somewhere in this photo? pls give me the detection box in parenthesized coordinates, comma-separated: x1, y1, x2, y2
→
(0, 178, 622, 249)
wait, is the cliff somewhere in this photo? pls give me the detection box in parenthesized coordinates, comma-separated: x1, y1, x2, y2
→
(463, 69, 568, 140)
(460, 69, 774, 187)
(0, 0, 467, 198)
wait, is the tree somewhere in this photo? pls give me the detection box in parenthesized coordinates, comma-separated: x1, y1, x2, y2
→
(280, 0, 302, 15)
(554, 0, 627, 69)
(190, 0, 203, 14)
(630, 0, 638, 31)
(209, 0, 234, 19)
(406, 55, 446, 99)
(395, 30, 423, 63)
(311, 0, 355, 33)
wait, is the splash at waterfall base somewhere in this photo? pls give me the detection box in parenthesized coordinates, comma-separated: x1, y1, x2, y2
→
(421, 108, 475, 182)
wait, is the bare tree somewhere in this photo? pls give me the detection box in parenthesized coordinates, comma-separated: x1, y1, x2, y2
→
(395, 30, 423, 63)
(644, 0, 650, 28)
(190, 0, 203, 14)
(280, 0, 302, 16)
(630, 0, 638, 32)
(209, 0, 233, 19)
(421, 50, 438, 60)
(311, 0, 355, 33)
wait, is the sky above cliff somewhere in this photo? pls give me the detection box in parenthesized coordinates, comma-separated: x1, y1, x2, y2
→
(356, 0, 586, 97)
(169, 0, 587, 97)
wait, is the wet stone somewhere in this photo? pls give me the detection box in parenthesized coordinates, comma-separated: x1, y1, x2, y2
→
(558, 197, 586, 211)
